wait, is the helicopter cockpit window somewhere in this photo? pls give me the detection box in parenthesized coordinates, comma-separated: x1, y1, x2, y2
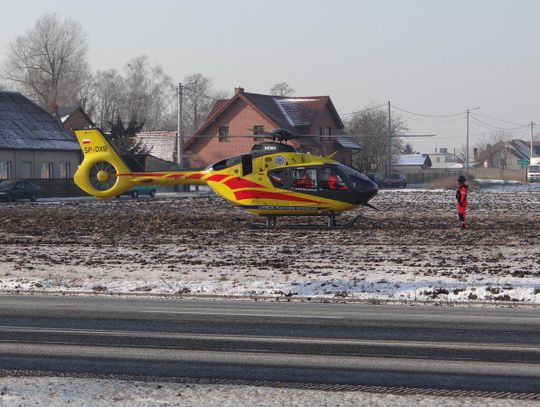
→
(268, 168, 287, 188)
(319, 167, 348, 190)
(292, 168, 317, 189)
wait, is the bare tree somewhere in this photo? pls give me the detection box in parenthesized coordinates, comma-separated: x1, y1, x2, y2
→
(91, 56, 176, 131)
(2, 13, 88, 113)
(147, 65, 174, 130)
(122, 55, 152, 122)
(58, 60, 94, 112)
(345, 106, 408, 173)
(92, 69, 125, 129)
(270, 82, 295, 96)
(182, 73, 215, 135)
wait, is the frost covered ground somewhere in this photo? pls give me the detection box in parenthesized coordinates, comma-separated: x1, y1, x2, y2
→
(0, 186, 538, 304)
(0, 186, 539, 405)
(0, 375, 537, 406)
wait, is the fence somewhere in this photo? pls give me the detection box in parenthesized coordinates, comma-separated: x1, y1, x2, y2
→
(403, 168, 527, 185)
(31, 179, 87, 198)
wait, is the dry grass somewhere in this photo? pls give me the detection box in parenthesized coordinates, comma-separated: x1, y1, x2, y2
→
(426, 176, 475, 190)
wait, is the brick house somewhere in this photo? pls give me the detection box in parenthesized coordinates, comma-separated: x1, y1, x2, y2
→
(475, 140, 540, 169)
(58, 106, 94, 135)
(184, 87, 360, 168)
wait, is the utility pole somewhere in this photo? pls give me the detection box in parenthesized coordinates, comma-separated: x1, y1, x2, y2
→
(466, 107, 480, 171)
(177, 82, 183, 168)
(387, 101, 391, 176)
(531, 121, 535, 160)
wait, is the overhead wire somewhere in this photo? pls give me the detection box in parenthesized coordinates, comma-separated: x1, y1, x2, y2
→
(470, 115, 529, 131)
(391, 104, 465, 118)
(339, 104, 386, 116)
(472, 112, 527, 127)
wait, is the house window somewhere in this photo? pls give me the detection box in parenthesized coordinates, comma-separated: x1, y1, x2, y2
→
(315, 127, 322, 140)
(40, 162, 54, 179)
(218, 126, 229, 142)
(0, 161, 12, 179)
(323, 127, 332, 141)
(59, 162, 71, 179)
(21, 161, 32, 178)
(253, 125, 264, 141)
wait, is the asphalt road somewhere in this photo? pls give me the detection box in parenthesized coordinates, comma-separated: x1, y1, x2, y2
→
(0, 295, 538, 393)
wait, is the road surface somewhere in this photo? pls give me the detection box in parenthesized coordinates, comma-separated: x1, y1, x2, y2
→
(0, 295, 538, 394)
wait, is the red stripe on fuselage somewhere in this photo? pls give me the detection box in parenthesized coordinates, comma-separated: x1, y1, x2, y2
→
(224, 178, 265, 190)
(233, 190, 319, 204)
(206, 174, 229, 182)
(119, 172, 172, 177)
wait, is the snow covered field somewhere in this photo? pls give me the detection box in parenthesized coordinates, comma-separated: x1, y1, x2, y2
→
(0, 187, 539, 405)
(0, 187, 538, 304)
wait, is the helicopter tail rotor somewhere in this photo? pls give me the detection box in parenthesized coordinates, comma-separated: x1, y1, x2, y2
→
(73, 128, 134, 199)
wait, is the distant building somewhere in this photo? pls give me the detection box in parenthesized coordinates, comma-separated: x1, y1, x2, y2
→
(428, 147, 463, 169)
(58, 106, 94, 135)
(475, 140, 540, 169)
(184, 87, 361, 168)
(0, 92, 80, 179)
(393, 154, 432, 172)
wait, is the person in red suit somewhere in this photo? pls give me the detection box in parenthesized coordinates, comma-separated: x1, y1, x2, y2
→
(456, 175, 468, 229)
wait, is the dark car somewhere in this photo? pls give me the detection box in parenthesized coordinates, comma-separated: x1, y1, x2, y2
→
(0, 180, 40, 202)
(366, 172, 384, 188)
(117, 185, 156, 198)
(383, 172, 407, 188)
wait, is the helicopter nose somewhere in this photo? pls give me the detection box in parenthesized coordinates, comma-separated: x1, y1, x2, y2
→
(356, 178, 378, 203)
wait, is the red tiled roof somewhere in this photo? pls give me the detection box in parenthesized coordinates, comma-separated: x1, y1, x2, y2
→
(136, 131, 177, 162)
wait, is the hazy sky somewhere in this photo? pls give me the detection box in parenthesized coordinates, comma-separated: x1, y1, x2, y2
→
(2, 0, 539, 153)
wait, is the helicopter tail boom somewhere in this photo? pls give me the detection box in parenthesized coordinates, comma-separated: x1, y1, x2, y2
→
(73, 128, 207, 199)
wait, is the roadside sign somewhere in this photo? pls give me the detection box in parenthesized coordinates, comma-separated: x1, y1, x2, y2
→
(517, 159, 529, 166)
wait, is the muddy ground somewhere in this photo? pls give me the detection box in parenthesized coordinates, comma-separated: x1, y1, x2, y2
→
(0, 188, 538, 302)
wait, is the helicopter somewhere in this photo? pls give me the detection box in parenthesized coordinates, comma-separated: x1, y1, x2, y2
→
(73, 128, 378, 227)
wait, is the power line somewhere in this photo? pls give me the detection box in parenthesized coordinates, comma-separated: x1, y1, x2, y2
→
(470, 115, 529, 131)
(391, 104, 465, 118)
(472, 112, 527, 127)
(394, 115, 466, 124)
(339, 104, 386, 116)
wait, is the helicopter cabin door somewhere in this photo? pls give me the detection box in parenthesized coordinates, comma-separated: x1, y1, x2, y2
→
(289, 167, 321, 209)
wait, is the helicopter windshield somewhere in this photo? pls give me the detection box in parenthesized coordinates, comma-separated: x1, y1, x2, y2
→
(210, 156, 242, 171)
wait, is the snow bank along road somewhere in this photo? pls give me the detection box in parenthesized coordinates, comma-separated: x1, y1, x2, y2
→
(0, 187, 538, 303)
(0, 295, 539, 396)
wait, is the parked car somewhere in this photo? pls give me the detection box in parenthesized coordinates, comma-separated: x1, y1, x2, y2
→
(117, 185, 156, 198)
(366, 172, 384, 188)
(383, 173, 407, 188)
(0, 180, 40, 202)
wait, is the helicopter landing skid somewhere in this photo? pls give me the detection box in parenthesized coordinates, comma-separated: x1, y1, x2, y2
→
(252, 213, 363, 230)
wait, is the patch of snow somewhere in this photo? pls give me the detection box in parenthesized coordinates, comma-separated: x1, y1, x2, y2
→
(0, 376, 533, 407)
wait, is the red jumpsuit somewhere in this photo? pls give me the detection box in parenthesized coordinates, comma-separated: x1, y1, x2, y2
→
(456, 183, 468, 228)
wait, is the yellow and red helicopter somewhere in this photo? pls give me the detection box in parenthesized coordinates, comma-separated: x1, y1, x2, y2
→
(73, 128, 378, 227)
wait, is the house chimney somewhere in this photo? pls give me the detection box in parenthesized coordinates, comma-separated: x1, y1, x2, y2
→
(234, 87, 244, 95)
(473, 148, 478, 162)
